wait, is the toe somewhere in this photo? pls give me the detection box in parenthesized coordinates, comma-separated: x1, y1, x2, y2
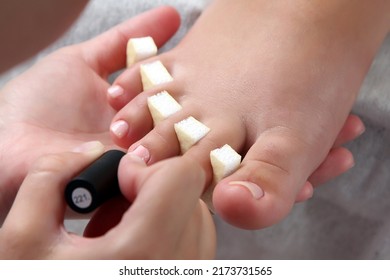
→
(110, 92, 154, 148)
(107, 65, 143, 111)
(108, 55, 175, 111)
(130, 111, 245, 180)
(295, 181, 314, 203)
(308, 147, 354, 186)
(213, 128, 318, 229)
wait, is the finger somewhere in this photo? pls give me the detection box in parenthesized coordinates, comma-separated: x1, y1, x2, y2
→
(113, 154, 206, 250)
(80, 6, 181, 76)
(308, 147, 354, 187)
(333, 114, 365, 147)
(84, 196, 130, 238)
(3, 141, 105, 233)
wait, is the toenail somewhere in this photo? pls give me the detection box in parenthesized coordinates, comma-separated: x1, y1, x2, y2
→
(346, 155, 355, 170)
(110, 120, 129, 138)
(123, 151, 147, 165)
(128, 145, 150, 163)
(357, 124, 366, 137)
(228, 181, 264, 199)
(107, 85, 124, 98)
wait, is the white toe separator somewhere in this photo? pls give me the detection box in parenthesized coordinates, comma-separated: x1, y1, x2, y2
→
(140, 60, 173, 91)
(202, 144, 242, 212)
(147, 91, 182, 126)
(174, 116, 210, 153)
(210, 144, 242, 182)
(126, 36, 158, 67)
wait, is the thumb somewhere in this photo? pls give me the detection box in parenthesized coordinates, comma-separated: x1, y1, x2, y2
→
(3, 141, 105, 233)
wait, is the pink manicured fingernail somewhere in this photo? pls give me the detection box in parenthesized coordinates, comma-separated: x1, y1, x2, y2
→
(128, 145, 150, 163)
(110, 120, 129, 138)
(107, 85, 124, 98)
(228, 181, 264, 199)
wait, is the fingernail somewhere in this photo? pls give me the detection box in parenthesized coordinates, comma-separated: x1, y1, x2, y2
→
(110, 120, 129, 138)
(72, 141, 105, 154)
(228, 181, 264, 199)
(107, 85, 124, 98)
(128, 145, 150, 163)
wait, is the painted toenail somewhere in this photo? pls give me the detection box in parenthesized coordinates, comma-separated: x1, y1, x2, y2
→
(357, 124, 366, 137)
(128, 145, 150, 163)
(107, 85, 124, 98)
(123, 151, 147, 165)
(110, 120, 129, 138)
(228, 181, 264, 199)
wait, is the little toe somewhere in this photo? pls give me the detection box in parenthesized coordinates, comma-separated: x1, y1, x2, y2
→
(107, 65, 143, 111)
(107, 56, 175, 111)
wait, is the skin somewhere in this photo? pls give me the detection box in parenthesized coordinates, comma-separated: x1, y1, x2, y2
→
(0, 0, 89, 73)
(0, 6, 181, 224)
(0, 142, 215, 259)
(0, 5, 216, 259)
(109, 0, 389, 229)
(0, 2, 363, 229)
(0, 1, 365, 259)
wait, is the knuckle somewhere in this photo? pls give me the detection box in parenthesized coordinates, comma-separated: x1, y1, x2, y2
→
(29, 154, 67, 176)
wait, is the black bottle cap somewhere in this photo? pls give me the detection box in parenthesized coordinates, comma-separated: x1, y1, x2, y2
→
(65, 150, 126, 214)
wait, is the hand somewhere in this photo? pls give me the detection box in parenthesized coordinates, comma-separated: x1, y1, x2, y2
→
(0, 141, 215, 259)
(0, 6, 181, 222)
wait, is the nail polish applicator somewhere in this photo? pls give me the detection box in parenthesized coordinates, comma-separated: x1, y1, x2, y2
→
(65, 150, 126, 214)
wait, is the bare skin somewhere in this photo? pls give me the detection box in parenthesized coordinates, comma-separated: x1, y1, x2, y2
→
(0, 4, 362, 230)
(109, 0, 389, 229)
(0, 3, 365, 259)
(0, 142, 215, 259)
(0, 0, 89, 73)
(0, 6, 181, 224)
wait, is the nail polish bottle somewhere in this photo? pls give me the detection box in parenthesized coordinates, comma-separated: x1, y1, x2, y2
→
(65, 150, 125, 213)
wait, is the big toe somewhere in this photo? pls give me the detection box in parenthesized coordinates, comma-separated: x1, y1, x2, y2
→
(213, 128, 322, 229)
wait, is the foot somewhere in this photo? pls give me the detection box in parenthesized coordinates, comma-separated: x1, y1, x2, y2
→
(109, 0, 384, 229)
